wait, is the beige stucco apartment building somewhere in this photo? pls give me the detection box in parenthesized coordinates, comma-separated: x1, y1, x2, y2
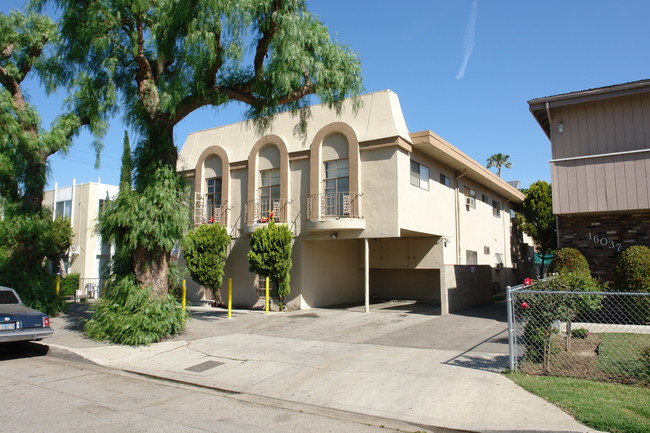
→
(178, 90, 529, 313)
(529, 80, 650, 284)
(43, 181, 118, 293)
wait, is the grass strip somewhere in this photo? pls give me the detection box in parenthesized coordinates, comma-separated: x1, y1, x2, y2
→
(506, 372, 650, 433)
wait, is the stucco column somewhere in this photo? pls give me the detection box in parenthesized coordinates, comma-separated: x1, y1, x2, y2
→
(364, 238, 370, 313)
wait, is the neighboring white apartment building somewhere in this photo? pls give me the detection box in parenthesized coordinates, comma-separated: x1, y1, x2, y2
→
(43, 181, 118, 285)
(178, 90, 529, 314)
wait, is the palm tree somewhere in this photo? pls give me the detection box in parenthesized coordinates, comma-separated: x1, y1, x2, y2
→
(486, 153, 512, 177)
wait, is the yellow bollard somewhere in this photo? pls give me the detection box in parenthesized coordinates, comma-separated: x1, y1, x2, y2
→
(265, 276, 270, 314)
(228, 278, 232, 319)
(182, 279, 187, 311)
(56, 275, 60, 295)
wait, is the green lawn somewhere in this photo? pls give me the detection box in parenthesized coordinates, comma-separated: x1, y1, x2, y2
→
(506, 373, 650, 433)
(597, 333, 650, 383)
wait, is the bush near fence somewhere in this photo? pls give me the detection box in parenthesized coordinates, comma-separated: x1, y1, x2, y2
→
(60, 273, 80, 297)
(509, 283, 650, 386)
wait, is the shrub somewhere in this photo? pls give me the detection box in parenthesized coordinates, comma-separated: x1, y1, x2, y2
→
(84, 277, 188, 345)
(614, 245, 650, 324)
(182, 223, 230, 304)
(550, 248, 590, 275)
(248, 220, 293, 310)
(60, 273, 80, 297)
(571, 328, 590, 339)
(519, 273, 604, 371)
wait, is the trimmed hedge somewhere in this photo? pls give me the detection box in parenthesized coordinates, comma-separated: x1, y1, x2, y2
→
(550, 248, 590, 275)
(614, 245, 650, 324)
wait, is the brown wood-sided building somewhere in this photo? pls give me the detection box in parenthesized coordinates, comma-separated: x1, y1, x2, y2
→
(529, 80, 650, 285)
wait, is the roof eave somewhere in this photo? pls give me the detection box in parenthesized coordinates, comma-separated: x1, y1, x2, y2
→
(409, 131, 525, 204)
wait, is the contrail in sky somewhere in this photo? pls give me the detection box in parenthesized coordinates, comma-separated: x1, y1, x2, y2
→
(456, 0, 478, 79)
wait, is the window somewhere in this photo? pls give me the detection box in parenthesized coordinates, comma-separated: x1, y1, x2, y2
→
(492, 200, 501, 217)
(55, 200, 72, 219)
(206, 177, 223, 219)
(410, 160, 429, 190)
(484, 246, 490, 255)
(464, 187, 476, 208)
(323, 159, 349, 216)
(481, 194, 489, 204)
(259, 168, 281, 219)
(466, 250, 478, 265)
(439, 173, 451, 188)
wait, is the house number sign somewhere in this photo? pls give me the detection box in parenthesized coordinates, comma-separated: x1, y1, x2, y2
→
(587, 233, 622, 251)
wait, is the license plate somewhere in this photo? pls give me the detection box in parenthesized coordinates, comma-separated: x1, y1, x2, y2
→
(0, 322, 16, 330)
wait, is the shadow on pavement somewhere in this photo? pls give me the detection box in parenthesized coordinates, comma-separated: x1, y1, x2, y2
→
(445, 353, 509, 373)
(0, 341, 49, 361)
(58, 303, 93, 332)
(452, 300, 507, 322)
(332, 299, 442, 316)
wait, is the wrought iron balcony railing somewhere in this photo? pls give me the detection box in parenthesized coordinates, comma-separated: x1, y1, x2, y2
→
(307, 192, 362, 220)
(245, 199, 289, 225)
(193, 193, 228, 226)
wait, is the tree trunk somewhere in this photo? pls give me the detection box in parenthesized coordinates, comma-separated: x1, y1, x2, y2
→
(130, 120, 177, 297)
(22, 158, 47, 213)
(133, 247, 170, 297)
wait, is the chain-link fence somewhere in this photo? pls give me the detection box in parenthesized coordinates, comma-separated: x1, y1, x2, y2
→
(507, 283, 650, 385)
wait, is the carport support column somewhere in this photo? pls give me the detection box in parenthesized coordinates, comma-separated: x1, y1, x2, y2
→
(364, 238, 370, 313)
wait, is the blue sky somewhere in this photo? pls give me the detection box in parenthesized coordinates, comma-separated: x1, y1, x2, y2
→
(3, 0, 650, 190)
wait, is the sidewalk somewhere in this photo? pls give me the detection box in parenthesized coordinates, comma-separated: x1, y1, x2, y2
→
(43, 302, 602, 433)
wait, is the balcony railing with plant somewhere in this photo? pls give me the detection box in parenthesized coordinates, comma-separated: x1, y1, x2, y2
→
(245, 199, 289, 225)
(193, 193, 228, 226)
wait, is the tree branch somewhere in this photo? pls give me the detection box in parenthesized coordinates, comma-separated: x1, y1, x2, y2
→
(17, 35, 47, 81)
(252, 0, 282, 81)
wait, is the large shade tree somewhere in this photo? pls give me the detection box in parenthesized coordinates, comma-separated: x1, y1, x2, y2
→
(0, 11, 102, 312)
(38, 0, 363, 296)
(0, 11, 106, 215)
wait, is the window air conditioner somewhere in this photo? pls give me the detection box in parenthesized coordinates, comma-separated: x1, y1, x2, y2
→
(465, 197, 475, 207)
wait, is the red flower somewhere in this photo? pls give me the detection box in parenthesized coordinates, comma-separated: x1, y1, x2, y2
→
(523, 277, 533, 286)
(521, 302, 529, 309)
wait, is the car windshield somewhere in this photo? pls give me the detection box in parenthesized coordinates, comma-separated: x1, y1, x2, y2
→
(0, 290, 20, 304)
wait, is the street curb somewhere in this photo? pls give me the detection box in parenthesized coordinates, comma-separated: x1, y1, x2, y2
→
(39, 342, 99, 366)
(40, 341, 472, 433)
(121, 368, 475, 433)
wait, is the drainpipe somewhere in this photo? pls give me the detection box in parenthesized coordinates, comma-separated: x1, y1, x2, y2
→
(502, 198, 512, 288)
(454, 171, 466, 265)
